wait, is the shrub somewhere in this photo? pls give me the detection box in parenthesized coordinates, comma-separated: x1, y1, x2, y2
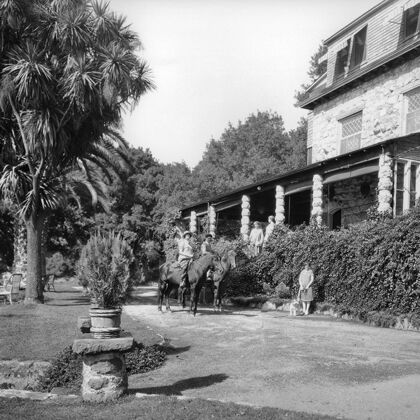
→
(125, 342, 166, 374)
(37, 346, 82, 392)
(234, 206, 420, 316)
(77, 231, 134, 307)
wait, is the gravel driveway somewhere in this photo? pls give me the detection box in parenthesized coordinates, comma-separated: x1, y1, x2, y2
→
(125, 286, 420, 420)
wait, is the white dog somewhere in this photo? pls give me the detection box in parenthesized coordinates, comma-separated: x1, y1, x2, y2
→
(289, 299, 302, 316)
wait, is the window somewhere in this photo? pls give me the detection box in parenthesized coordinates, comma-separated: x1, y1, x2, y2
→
(403, 3, 420, 40)
(394, 160, 420, 216)
(395, 162, 405, 216)
(307, 147, 312, 165)
(334, 41, 350, 80)
(340, 112, 362, 154)
(350, 26, 367, 69)
(334, 26, 367, 80)
(405, 87, 420, 134)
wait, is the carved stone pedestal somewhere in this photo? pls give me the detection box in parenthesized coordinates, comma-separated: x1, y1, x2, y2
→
(72, 336, 133, 402)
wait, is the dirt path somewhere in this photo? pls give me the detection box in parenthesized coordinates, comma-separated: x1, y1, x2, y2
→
(125, 286, 420, 420)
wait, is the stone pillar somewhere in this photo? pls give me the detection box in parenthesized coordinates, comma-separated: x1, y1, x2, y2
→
(189, 211, 197, 234)
(73, 336, 133, 402)
(240, 195, 251, 240)
(275, 185, 285, 224)
(377, 152, 393, 214)
(311, 174, 323, 226)
(208, 205, 216, 237)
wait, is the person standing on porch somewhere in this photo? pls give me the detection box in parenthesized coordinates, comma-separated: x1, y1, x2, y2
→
(298, 262, 314, 315)
(249, 221, 264, 256)
(263, 215, 276, 247)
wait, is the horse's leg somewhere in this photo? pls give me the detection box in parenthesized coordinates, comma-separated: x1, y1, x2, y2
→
(189, 284, 195, 314)
(157, 281, 163, 312)
(165, 284, 172, 312)
(213, 282, 218, 312)
(193, 283, 202, 316)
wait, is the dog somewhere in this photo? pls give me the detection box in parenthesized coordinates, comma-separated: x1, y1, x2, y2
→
(289, 299, 302, 316)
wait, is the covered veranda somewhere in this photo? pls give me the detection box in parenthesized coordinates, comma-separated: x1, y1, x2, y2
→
(181, 135, 420, 238)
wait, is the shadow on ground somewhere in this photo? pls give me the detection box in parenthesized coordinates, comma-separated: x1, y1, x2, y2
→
(129, 373, 229, 396)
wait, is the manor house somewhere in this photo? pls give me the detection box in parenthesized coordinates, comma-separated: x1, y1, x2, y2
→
(182, 0, 420, 238)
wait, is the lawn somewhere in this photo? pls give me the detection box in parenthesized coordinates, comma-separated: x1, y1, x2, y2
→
(0, 278, 159, 361)
(0, 394, 339, 420)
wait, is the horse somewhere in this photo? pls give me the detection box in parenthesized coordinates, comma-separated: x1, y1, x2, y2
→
(212, 250, 236, 311)
(158, 253, 216, 316)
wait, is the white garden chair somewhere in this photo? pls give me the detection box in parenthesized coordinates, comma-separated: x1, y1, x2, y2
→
(0, 273, 22, 305)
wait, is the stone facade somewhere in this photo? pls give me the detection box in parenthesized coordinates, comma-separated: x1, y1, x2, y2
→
(311, 175, 323, 226)
(377, 152, 394, 214)
(311, 55, 420, 163)
(323, 173, 377, 227)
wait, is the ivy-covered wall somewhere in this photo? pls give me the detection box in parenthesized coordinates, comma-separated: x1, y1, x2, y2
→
(227, 206, 420, 316)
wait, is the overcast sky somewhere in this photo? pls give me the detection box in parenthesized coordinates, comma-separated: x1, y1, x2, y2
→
(108, 0, 380, 167)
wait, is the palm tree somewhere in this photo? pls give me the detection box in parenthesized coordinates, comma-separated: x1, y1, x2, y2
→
(0, 0, 154, 303)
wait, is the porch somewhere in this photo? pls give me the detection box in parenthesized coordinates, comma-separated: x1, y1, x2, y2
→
(182, 135, 420, 238)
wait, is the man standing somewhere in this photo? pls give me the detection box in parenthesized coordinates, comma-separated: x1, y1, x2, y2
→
(249, 221, 264, 257)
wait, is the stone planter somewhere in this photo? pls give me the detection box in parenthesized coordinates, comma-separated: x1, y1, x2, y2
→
(89, 308, 122, 339)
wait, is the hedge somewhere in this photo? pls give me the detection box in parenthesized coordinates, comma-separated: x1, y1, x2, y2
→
(225, 206, 420, 316)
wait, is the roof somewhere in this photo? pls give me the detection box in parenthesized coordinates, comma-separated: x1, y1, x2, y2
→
(299, 37, 420, 110)
(181, 135, 412, 214)
(324, 0, 393, 45)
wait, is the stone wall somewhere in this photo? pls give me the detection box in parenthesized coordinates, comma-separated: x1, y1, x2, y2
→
(322, 173, 377, 227)
(312, 55, 420, 163)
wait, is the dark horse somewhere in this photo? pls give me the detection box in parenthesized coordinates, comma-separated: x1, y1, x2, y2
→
(158, 253, 216, 316)
(212, 250, 236, 311)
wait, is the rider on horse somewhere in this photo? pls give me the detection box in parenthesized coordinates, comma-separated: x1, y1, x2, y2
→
(201, 233, 215, 280)
(177, 230, 194, 289)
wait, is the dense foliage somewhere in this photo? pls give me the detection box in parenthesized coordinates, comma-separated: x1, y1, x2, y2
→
(227, 207, 420, 317)
(77, 231, 134, 307)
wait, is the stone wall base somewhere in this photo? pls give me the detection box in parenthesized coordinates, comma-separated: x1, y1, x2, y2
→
(82, 351, 127, 402)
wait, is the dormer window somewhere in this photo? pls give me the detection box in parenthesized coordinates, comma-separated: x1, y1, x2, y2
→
(334, 41, 350, 80)
(334, 26, 367, 80)
(349, 26, 367, 69)
(403, 3, 420, 39)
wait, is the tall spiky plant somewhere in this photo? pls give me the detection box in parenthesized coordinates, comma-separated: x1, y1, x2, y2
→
(0, 0, 154, 303)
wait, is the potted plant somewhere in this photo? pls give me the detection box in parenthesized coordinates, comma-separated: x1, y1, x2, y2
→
(78, 231, 134, 339)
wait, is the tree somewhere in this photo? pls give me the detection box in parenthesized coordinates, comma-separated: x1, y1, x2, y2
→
(0, 0, 153, 303)
(295, 43, 327, 104)
(192, 111, 305, 200)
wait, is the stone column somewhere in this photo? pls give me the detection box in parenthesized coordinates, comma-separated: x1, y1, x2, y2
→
(377, 152, 393, 214)
(240, 195, 251, 240)
(73, 336, 134, 402)
(189, 211, 197, 234)
(275, 185, 285, 224)
(208, 205, 216, 237)
(311, 174, 323, 226)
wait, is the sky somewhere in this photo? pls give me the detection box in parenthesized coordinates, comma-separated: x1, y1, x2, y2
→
(108, 0, 380, 167)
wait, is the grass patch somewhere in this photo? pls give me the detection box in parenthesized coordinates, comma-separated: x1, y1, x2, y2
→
(0, 279, 159, 361)
(0, 395, 339, 420)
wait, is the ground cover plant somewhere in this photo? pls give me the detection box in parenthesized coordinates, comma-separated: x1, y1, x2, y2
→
(224, 206, 420, 319)
(37, 341, 167, 392)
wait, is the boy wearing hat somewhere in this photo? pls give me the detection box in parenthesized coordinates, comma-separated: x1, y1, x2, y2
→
(178, 231, 194, 288)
